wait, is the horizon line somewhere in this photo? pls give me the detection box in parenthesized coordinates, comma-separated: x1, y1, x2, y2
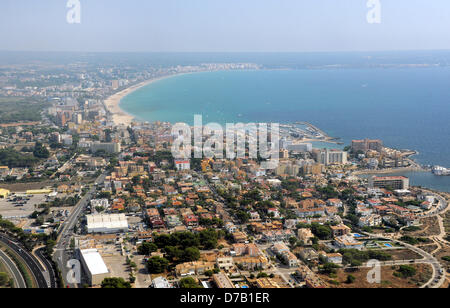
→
(1, 48, 450, 54)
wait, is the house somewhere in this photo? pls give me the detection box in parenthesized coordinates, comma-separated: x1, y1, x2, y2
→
(358, 214, 382, 227)
(327, 198, 343, 208)
(231, 243, 261, 257)
(298, 248, 319, 262)
(267, 208, 281, 218)
(216, 257, 234, 271)
(261, 230, 294, 243)
(233, 255, 269, 270)
(225, 222, 237, 233)
(175, 261, 215, 277)
(165, 215, 182, 228)
(232, 231, 248, 243)
(183, 215, 199, 228)
(297, 228, 314, 245)
(319, 251, 343, 265)
(330, 224, 351, 237)
(334, 235, 363, 250)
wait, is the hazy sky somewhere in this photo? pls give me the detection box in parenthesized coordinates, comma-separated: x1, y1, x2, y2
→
(1, 0, 450, 52)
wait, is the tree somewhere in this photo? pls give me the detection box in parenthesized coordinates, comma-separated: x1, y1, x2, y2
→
(147, 256, 169, 274)
(257, 272, 269, 278)
(182, 247, 200, 262)
(137, 242, 158, 255)
(321, 263, 339, 275)
(395, 265, 416, 278)
(346, 274, 356, 284)
(101, 277, 131, 288)
(33, 142, 50, 159)
(179, 277, 202, 289)
(311, 223, 332, 240)
(0, 272, 9, 286)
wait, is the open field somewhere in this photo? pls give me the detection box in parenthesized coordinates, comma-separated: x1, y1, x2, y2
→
(402, 216, 441, 237)
(0, 97, 48, 124)
(319, 264, 433, 288)
(388, 249, 423, 261)
(443, 211, 450, 239)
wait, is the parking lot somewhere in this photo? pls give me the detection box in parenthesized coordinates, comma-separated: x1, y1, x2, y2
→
(0, 194, 47, 219)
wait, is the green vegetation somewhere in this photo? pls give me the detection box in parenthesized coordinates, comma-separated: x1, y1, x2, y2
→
(441, 256, 450, 262)
(346, 274, 356, 284)
(33, 142, 50, 159)
(320, 263, 340, 275)
(4, 249, 33, 288)
(0, 272, 11, 287)
(310, 223, 333, 240)
(0, 97, 49, 123)
(101, 277, 132, 288)
(394, 265, 417, 278)
(0, 148, 39, 168)
(400, 235, 430, 245)
(153, 229, 220, 254)
(147, 256, 169, 274)
(339, 249, 391, 266)
(137, 242, 158, 256)
(179, 277, 203, 288)
(204, 268, 220, 277)
(316, 185, 339, 199)
(403, 226, 421, 232)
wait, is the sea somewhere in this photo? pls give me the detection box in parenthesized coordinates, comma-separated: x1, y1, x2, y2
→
(119, 53, 450, 192)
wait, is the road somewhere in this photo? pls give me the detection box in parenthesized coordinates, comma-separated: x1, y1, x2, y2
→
(364, 232, 446, 288)
(50, 154, 76, 179)
(0, 248, 26, 288)
(0, 234, 49, 288)
(54, 171, 107, 288)
(35, 247, 57, 288)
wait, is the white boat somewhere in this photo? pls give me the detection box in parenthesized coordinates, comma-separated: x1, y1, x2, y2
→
(432, 165, 450, 176)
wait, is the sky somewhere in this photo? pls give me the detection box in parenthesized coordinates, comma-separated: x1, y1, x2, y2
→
(0, 0, 450, 52)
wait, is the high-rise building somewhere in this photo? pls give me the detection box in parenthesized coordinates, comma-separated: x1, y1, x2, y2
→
(369, 176, 409, 190)
(314, 149, 348, 165)
(351, 139, 383, 153)
(90, 142, 121, 154)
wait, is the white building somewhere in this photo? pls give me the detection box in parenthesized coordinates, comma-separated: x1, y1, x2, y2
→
(175, 160, 190, 171)
(151, 276, 173, 288)
(90, 199, 110, 210)
(86, 213, 128, 234)
(79, 249, 110, 286)
(287, 143, 312, 153)
(90, 142, 121, 154)
(358, 214, 382, 228)
(315, 149, 348, 165)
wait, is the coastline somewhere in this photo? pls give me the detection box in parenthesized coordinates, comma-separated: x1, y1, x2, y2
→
(104, 74, 182, 126)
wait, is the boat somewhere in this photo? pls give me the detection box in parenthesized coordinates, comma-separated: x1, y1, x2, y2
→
(432, 165, 450, 176)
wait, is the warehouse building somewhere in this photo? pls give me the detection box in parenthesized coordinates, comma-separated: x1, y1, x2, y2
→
(79, 248, 110, 286)
(86, 213, 128, 234)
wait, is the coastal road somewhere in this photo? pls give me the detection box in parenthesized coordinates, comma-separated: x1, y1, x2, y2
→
(0, 248, 26, 288)
(54, 171, 107, 288)
(0, 234, 49, 288)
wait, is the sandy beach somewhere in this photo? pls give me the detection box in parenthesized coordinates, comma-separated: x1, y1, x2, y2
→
(104, 75, 177, 126)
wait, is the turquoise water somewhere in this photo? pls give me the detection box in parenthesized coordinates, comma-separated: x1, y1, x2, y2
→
(120, 69, 450, 192)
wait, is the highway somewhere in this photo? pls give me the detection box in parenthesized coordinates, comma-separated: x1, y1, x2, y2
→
(35, 247, 58, 288)
(54, 172, 107, 288)
(0, 234, 49, 288)
(0, 248, 26, 288)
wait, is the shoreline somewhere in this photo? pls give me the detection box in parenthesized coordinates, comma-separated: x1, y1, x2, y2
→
(104, 74, 183, 126)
